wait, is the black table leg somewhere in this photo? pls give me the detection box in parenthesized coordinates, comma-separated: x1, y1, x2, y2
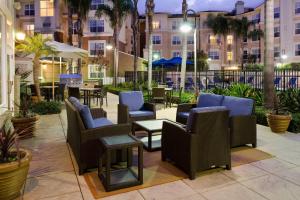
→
(148, 131, 152, 151)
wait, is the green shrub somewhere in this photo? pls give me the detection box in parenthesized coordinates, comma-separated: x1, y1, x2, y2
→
(255, 106, 268, 126)
(279, 89, 300, 113)
(31, 101, 62, 115)
(288, 113, 300, 133)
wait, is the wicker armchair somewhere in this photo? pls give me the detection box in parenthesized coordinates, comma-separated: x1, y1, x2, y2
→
(118, 91, 156, 124)
(162, 107, 231, 180)
(65, 98, 131, 174)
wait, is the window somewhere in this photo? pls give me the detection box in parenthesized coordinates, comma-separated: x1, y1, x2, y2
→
(187, 36, 194, 45)
(152, 21, 160, 29)
(252, 49, 260, 59)
(252, 13, 260, 24)
(88, 41, 105, 57)
(209, 35, 219, 44)
(296, 2, 300, 14)
(227, 35, 233, 45)
(24, 4, 35, 16)
(89, 19, 104, 33)
(252, 33, 260, 41)
(243, 35, 248, 43)
(172, 51, 181, 57)
(172, 36, 181, 45)
(243, 50, 248, 60)
(152, 35, 161, 45)
(72, 21, 78, 34)
(274, 7, 280, 18)
(153, 51, 161, 60)
(172, 21, 178, 30)
(40, 0, 54, 17)
(90, 0, 104, 10)
(274, 47, 280, 57)
(295, 44, 300, 56)
(187, 51, 194, 60)
(296, 23, 300, 34)
(88, 65, 105, 79)
(24, 24, 34, 36)
(227, 51, 233, 61)
(208, 51, 219, 60)
(274, 27, 280, 37)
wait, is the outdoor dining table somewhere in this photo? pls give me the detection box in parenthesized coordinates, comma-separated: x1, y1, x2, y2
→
(80, 87, 101, 107)
(149, 87, 173, 107)
(40, 85, 58, 101)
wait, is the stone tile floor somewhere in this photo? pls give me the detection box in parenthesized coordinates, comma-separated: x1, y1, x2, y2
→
(18, 93, 300, 200)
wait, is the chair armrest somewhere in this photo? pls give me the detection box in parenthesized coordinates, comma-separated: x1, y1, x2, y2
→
(162, 121, 189, 139)
(177, 103, 197, 113)
(230, 115, 256, 126)
(90, 108, 107, 119)
(118, 104, 129, 124)
(81, 123, 131, 143)
(143, 102, 156, 112)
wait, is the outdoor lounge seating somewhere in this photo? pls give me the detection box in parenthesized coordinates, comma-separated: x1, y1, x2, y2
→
(65, 97, 131, 174)
(118, 91, 156, 124)
(176, 93, 256, 148)
(162, 107, 231, 180)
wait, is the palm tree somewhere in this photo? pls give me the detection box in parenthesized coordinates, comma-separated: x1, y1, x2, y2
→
(96, 0, 132, 87)
(16, 34, 56, 101)
(131, 0, 139, 90)
(146, 0, 155, 90)
(206, 14, 231, 67)
(264, 0, 275, 109)
(248, 28, 264, 63)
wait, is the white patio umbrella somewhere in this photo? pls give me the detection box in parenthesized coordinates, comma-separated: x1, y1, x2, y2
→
(45, 41, 88, 100)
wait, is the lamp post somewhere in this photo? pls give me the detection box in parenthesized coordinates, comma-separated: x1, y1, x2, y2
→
(180, 1, 198, 91)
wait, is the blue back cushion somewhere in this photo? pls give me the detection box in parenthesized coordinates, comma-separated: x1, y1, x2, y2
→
(79, 105, 95, 129)
(187, 106, 227, 131)
(222, 96, 254, 117)
(197, 93, 224, 108)
(119, 91, 144, 111)
(69, 97, 79, 104)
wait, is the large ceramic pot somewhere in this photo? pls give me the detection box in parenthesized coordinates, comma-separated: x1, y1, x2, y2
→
(11, 115, 39, 139)
(0, 149, 32, 200)
(267, 113, 292, 134)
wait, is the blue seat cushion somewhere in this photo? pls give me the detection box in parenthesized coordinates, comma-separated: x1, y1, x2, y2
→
(222, 96, 254, 117)
(69, 97, 79, 104)
(129, 111, 154, 118)
(79, 105, 95, 129)
(119, 91, 144, 111)
(197, 93, 224, 108)
(187, 106, 227, 131)
(177, 112, 190, 119)
(94, 118, 113, 128)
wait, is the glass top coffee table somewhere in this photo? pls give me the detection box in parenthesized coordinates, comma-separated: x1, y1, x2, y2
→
(132, 119, 172, 152)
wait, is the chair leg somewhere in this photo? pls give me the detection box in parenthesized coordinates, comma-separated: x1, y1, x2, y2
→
(252, 142, 257, 148)
(189, 172, 196, 180)
(226, 163, 231, 170)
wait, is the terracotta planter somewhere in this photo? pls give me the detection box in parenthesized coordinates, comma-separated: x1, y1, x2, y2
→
(267, 113, 292, 134)
(0, 149, 32, 200)
(11, 115, 39, 139)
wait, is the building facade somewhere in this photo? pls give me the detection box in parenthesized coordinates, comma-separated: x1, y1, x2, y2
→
(142, 0, 300, 70)
(0, 0, 15, 114)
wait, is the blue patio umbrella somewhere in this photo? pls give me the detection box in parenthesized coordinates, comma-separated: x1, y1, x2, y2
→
(152, 58, 173, 83)
(165, 57, 193, 66)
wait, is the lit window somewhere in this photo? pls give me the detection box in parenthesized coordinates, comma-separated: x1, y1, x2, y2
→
(187, 36, 194, 45)
(24, 24, 35, 36)
(296, 23, 300, 34)
(296, 2, 300, 14)
(208, 51, 219, 60)
(227, 35, 233, 45)
(152, 35, 161, 45)
(209, 35, 217, 44)
(274, 27, 280, 37)
(274, 7, 280, 18)
(172, 51, 181, 57)
(89, 41, 105, 57)
(24, 4, 35, 16)
(42, 34, 53, 40)
(88, 64, 105, 79)
(40, 0, 54, 17)
(89, 19, 104, 33)
(227, 51, 233, 61)
(152, 21, 160, 29)
(172, 36, 181, 45)
(90, 0, 104, 10)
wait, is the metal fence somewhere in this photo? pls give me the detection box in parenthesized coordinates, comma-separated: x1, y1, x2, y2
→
(125, 70, 300, 91)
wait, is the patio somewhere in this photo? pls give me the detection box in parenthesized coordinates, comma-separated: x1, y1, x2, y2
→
(18, 92, 300, 200)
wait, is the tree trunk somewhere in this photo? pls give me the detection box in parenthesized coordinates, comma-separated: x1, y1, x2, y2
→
(180, 34, 188, 92)
(148, 33, 153, 89)
(33, 57, 42, 102)
(67, 7, 73, 46)
(113, 27, 120, 87)
(264, 0, 275, 109)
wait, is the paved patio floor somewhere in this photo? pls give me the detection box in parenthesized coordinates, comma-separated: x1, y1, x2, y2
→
(19, 93, 300, 200)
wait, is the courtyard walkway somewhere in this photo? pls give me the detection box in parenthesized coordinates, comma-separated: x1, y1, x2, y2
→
(19, 93, 300, 200)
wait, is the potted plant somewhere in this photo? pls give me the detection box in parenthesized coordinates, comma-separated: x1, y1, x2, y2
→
(12, 95, 39, 139)
(0, 115, 32, 200)
(267, 93, 292, 134)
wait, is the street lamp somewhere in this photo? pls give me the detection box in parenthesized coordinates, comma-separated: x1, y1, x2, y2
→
(106, 43, 113, 50)
(281, 54, 287, 60)
(15, 32, 25, 41)
(153, 53, 160, 60)
(180, 8, 198, 91)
